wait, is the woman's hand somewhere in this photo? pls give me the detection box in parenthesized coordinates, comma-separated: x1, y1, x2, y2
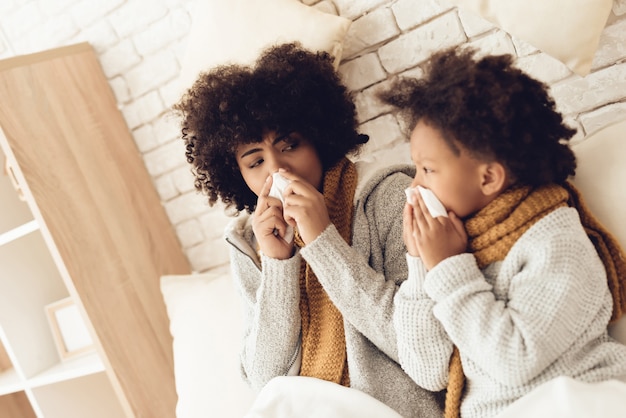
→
(279, 169, 331, 245)
(252, 174, 295, 259)
(405, 191, 467, 270)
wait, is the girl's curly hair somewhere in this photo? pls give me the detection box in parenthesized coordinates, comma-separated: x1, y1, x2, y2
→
(171, 42, 366, 213)
(379, 46, 577, 186)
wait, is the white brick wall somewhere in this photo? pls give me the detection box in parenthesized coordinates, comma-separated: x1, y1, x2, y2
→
(1, 0, 625, 273)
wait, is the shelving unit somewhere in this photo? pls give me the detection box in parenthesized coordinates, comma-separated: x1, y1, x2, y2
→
(0, 43, 191, 417)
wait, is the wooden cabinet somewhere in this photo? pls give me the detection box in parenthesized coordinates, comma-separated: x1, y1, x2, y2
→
(0, 43, 191, 417)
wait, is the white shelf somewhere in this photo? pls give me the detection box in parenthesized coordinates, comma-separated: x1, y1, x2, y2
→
(0, 220, 39, 247)
(28, 351, 104, 389)
(0, 367, 24, 396)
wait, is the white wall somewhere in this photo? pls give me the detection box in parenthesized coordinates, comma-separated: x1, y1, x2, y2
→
(1, 0, 625, 273)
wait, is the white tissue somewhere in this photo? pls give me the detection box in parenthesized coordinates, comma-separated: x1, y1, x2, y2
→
(268, 172, 290, 205)
(268, 172, 294, 243)
(405, 186, 448, 218)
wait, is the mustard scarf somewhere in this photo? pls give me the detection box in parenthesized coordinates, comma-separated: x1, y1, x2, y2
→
(444, 181, 626, 418)
(295, 157, 356, 386)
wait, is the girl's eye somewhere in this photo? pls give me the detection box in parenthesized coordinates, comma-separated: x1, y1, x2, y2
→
(423, 167, 433, 174)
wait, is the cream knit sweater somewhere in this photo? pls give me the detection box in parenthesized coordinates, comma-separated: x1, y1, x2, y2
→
(394, 207, 626, 418)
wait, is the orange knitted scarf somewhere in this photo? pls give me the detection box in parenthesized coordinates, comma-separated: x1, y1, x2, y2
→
(444, 181, 626, 418)
(295, 157, 356, 386)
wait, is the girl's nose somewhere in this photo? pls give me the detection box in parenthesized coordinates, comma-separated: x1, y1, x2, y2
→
(410, 176, 422, 189)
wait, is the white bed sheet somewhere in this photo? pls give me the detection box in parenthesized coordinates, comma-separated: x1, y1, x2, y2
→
(244, 376, 403, 418)
(244, 375, 626, 418)
(496, 376, 626, 418)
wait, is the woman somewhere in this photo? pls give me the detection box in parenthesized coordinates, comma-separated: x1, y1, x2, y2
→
(173, 42, 444, 418)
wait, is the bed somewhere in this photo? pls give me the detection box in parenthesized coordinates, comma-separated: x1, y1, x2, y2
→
(161, 0, 626, 416)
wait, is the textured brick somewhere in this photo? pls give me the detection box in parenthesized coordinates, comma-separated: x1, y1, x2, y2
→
(334, 0, 391, 20)
(1, 3, 45, 40)
(391, 0, 449, 31)
(35, 14, 80, 49)
(354, 79, 396, 123)
(165, 190, 211, 225)
(171, 166, 198, 194)
(176, 218, 205, 247)
(133, 7, 190, 56)
(457, 6, 494, 38)
(199, 207, 233, 240)
(186, 239, 230, 273)
(143, 139, 187, 177)
(510, 35, 539, 57)
(468, 30, 516, 57)
(579, 102, 626, 136)
(154, 114, 182, 146)
(313, 0, 338, 15)
(592, 19, 626, 70)
(378, 11, 466, 74)
(343, 7, 399, 59)
(108, 0, 168, 38)
(516, 52, 572, 85)
(358, 114, 404, 156)
(121, 90, 165, 129)
(550, 62, 626, 116)
(155, 173, 179, 201)
(70, 0, 124, 29)
(133, 124, 159, 153)
(99, 39, 141, 78)
(160, 76, 186, 108)
(77, 20, 120, 52)
(40, 0, 77, 15)
(125, 49, 179, 97)
(339, 52, 387, 91)
(108, 76, 131, 104)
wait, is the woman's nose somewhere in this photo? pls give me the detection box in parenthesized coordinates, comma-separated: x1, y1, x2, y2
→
(265, 152, 288, 175)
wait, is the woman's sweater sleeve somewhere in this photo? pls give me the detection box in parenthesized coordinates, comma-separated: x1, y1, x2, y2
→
(229, 246, 302, 390)
(300, 171, 411, 361)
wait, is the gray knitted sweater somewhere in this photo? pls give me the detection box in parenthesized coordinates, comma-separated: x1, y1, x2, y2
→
(225, 163, 444, 418)
(394, 206, 626, 418)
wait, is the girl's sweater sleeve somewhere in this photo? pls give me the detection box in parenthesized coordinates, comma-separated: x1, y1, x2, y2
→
(393, 254, 454, 391)
(424, 209, 610, 387)
(229, 246, 302, 391)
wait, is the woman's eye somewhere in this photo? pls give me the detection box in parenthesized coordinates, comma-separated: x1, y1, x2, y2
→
(281, 141, 298, 152)
(249, 159, 263, 169)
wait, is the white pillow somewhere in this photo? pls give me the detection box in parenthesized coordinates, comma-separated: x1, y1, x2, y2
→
(571, 118, 626, 345)
(447, 0, 613, 76)
(161, 271, 256, 418)
(178, 0, 352, 92)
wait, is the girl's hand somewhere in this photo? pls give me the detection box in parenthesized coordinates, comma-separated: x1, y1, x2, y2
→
(279, 169, 331, 245)
(406, 191, 467, 270)
(252, 174, 294, 259)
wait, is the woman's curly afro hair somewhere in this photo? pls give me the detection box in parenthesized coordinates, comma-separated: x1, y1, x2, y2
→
(379, 46, 577, 187)
(172, 42, 366, 213)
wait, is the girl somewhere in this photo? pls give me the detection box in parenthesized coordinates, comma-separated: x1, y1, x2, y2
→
(380, 46, 626, 418)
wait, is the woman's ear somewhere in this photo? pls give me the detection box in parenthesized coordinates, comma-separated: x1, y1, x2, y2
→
(480, 162, 508, 196)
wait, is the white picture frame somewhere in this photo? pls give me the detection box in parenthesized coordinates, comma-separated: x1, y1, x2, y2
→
(45, 297, 95, 360)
